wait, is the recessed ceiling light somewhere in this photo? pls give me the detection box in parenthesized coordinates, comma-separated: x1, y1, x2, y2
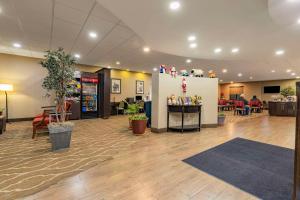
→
(291, 72, 296, 76)
(286, 69, 292, 73)
(0, 7, 2, 14)
(297, 18, 300, 24)
(169, 1, 181, 10)
(189, 43, 197, 48)
(271, 70, 276, 73)
(89, 31, 98, 39)
(12, 43, 22, 48)
(214, 48, 222, 54)
(249, 76, 253, 80)
(74, 54, 81, 59)
(275, 49, 285, 55)
(238, 73, 243, 77)
(296, 76, 300, 79)
(222, 69, 228, 73)
(220, 80, 223, 82)
(143, 47, 150, 52)
(231, 48, 240, 53)
(153, 67, 158, 72)
(188, 35, 196, 42)
(230, 81, 234, 84)
(116, 61, 120, 65)
(186, 59, 192, 63)
(107, 66, 111, 69)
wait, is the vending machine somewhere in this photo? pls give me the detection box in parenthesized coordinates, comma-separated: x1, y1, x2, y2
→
(80, 72, 99, 119)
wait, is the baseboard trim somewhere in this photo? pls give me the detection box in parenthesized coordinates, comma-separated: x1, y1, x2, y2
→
(151, 124, 218, 133)
(151, 128, 167, 133)
(202, 124, 218, 128)
(8, 117, 34, 122)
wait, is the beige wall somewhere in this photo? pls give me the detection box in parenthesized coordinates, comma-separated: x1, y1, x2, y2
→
(0, 53, 152, 119)
(0, 53, 102, 119)
(110, 70, 152, 102)
(152, 73, 218, 130)
(220, 79, 298, 101)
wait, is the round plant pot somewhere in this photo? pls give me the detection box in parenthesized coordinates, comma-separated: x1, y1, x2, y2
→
(218, 116, 226, 126)
(131, 119, 147, 135)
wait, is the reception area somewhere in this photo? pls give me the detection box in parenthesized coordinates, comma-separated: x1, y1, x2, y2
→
(0, 0, 300, 200)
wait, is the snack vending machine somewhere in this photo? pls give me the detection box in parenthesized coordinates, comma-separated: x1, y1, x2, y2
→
(80, 72, 99, 119)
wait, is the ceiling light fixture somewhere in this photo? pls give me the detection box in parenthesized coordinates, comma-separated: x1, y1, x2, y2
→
(116, 61, 120, 65)
(74, 54, 81, 59)
(230, 81, 234, 84)
(271, 70, 276, 73)
(222, 69, 228, 73)
(12, 43, 22, 48)
(107, 66, 111, 69)
(291, 72, 296, 76)
(275, 49, 285, 55)
(188, 35, 196, 42)
(296, 76, 300, 79)
(231, 48, 240, 53)
(238, 73, 243, 77)
(249, 76, 253, 80)
(186, 59, 192, 63)
(89, 31, 98, 39)
(0, 7, 2, 14)
(220, 80, 223, 82)
(169, 1, 181, 10)
(153, 67, 158, 72)
(286, 69, 292, 73)
(189, 43, 197, 48)
(297, 18, 300, 24)
(143, 47, 150, 52)
(214, 48, 222, 54)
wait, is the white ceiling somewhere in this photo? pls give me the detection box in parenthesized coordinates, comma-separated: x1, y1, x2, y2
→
(0, 0, 300, 83)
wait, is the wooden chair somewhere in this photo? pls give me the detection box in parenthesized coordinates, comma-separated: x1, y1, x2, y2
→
(32, 101, 72, 139)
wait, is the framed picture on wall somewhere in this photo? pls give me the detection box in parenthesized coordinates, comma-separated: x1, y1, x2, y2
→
(111, 78, 121, 94)
(136, 80, 144, 94)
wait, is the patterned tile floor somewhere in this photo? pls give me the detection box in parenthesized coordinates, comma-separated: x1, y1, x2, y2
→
(0, 117, 139, 200)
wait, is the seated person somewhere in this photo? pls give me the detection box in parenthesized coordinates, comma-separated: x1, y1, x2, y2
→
(239, 94, 250, 115)
(250, 95, 261, 103)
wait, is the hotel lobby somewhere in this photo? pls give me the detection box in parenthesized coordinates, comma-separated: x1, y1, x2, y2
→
(0, 0, 300, 200)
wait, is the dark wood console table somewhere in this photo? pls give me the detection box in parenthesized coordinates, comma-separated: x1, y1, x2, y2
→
(167, 105, 202, 133)
(268, 101, 297, 117)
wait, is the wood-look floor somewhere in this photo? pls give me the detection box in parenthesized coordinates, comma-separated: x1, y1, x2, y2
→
(24, 115, 295, 200)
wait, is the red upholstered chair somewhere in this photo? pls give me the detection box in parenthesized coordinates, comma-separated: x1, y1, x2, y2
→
(218, 99, 227, 111)
(250, 100, 263, 113)
(32, 101, 72, 139)
(234, 101, 246, 115)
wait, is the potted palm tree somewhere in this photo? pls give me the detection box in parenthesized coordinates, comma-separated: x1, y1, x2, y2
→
(130, 114, 148, 135)
(41, 48, 76, 151)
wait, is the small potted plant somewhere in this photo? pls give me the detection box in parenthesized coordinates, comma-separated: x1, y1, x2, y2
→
(125, 103, 139, 129)
(130, 114, 148, 135)
(280, 86, 295, 101)
(218, 112, 226, 126)
(41, 48, 76, 151)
